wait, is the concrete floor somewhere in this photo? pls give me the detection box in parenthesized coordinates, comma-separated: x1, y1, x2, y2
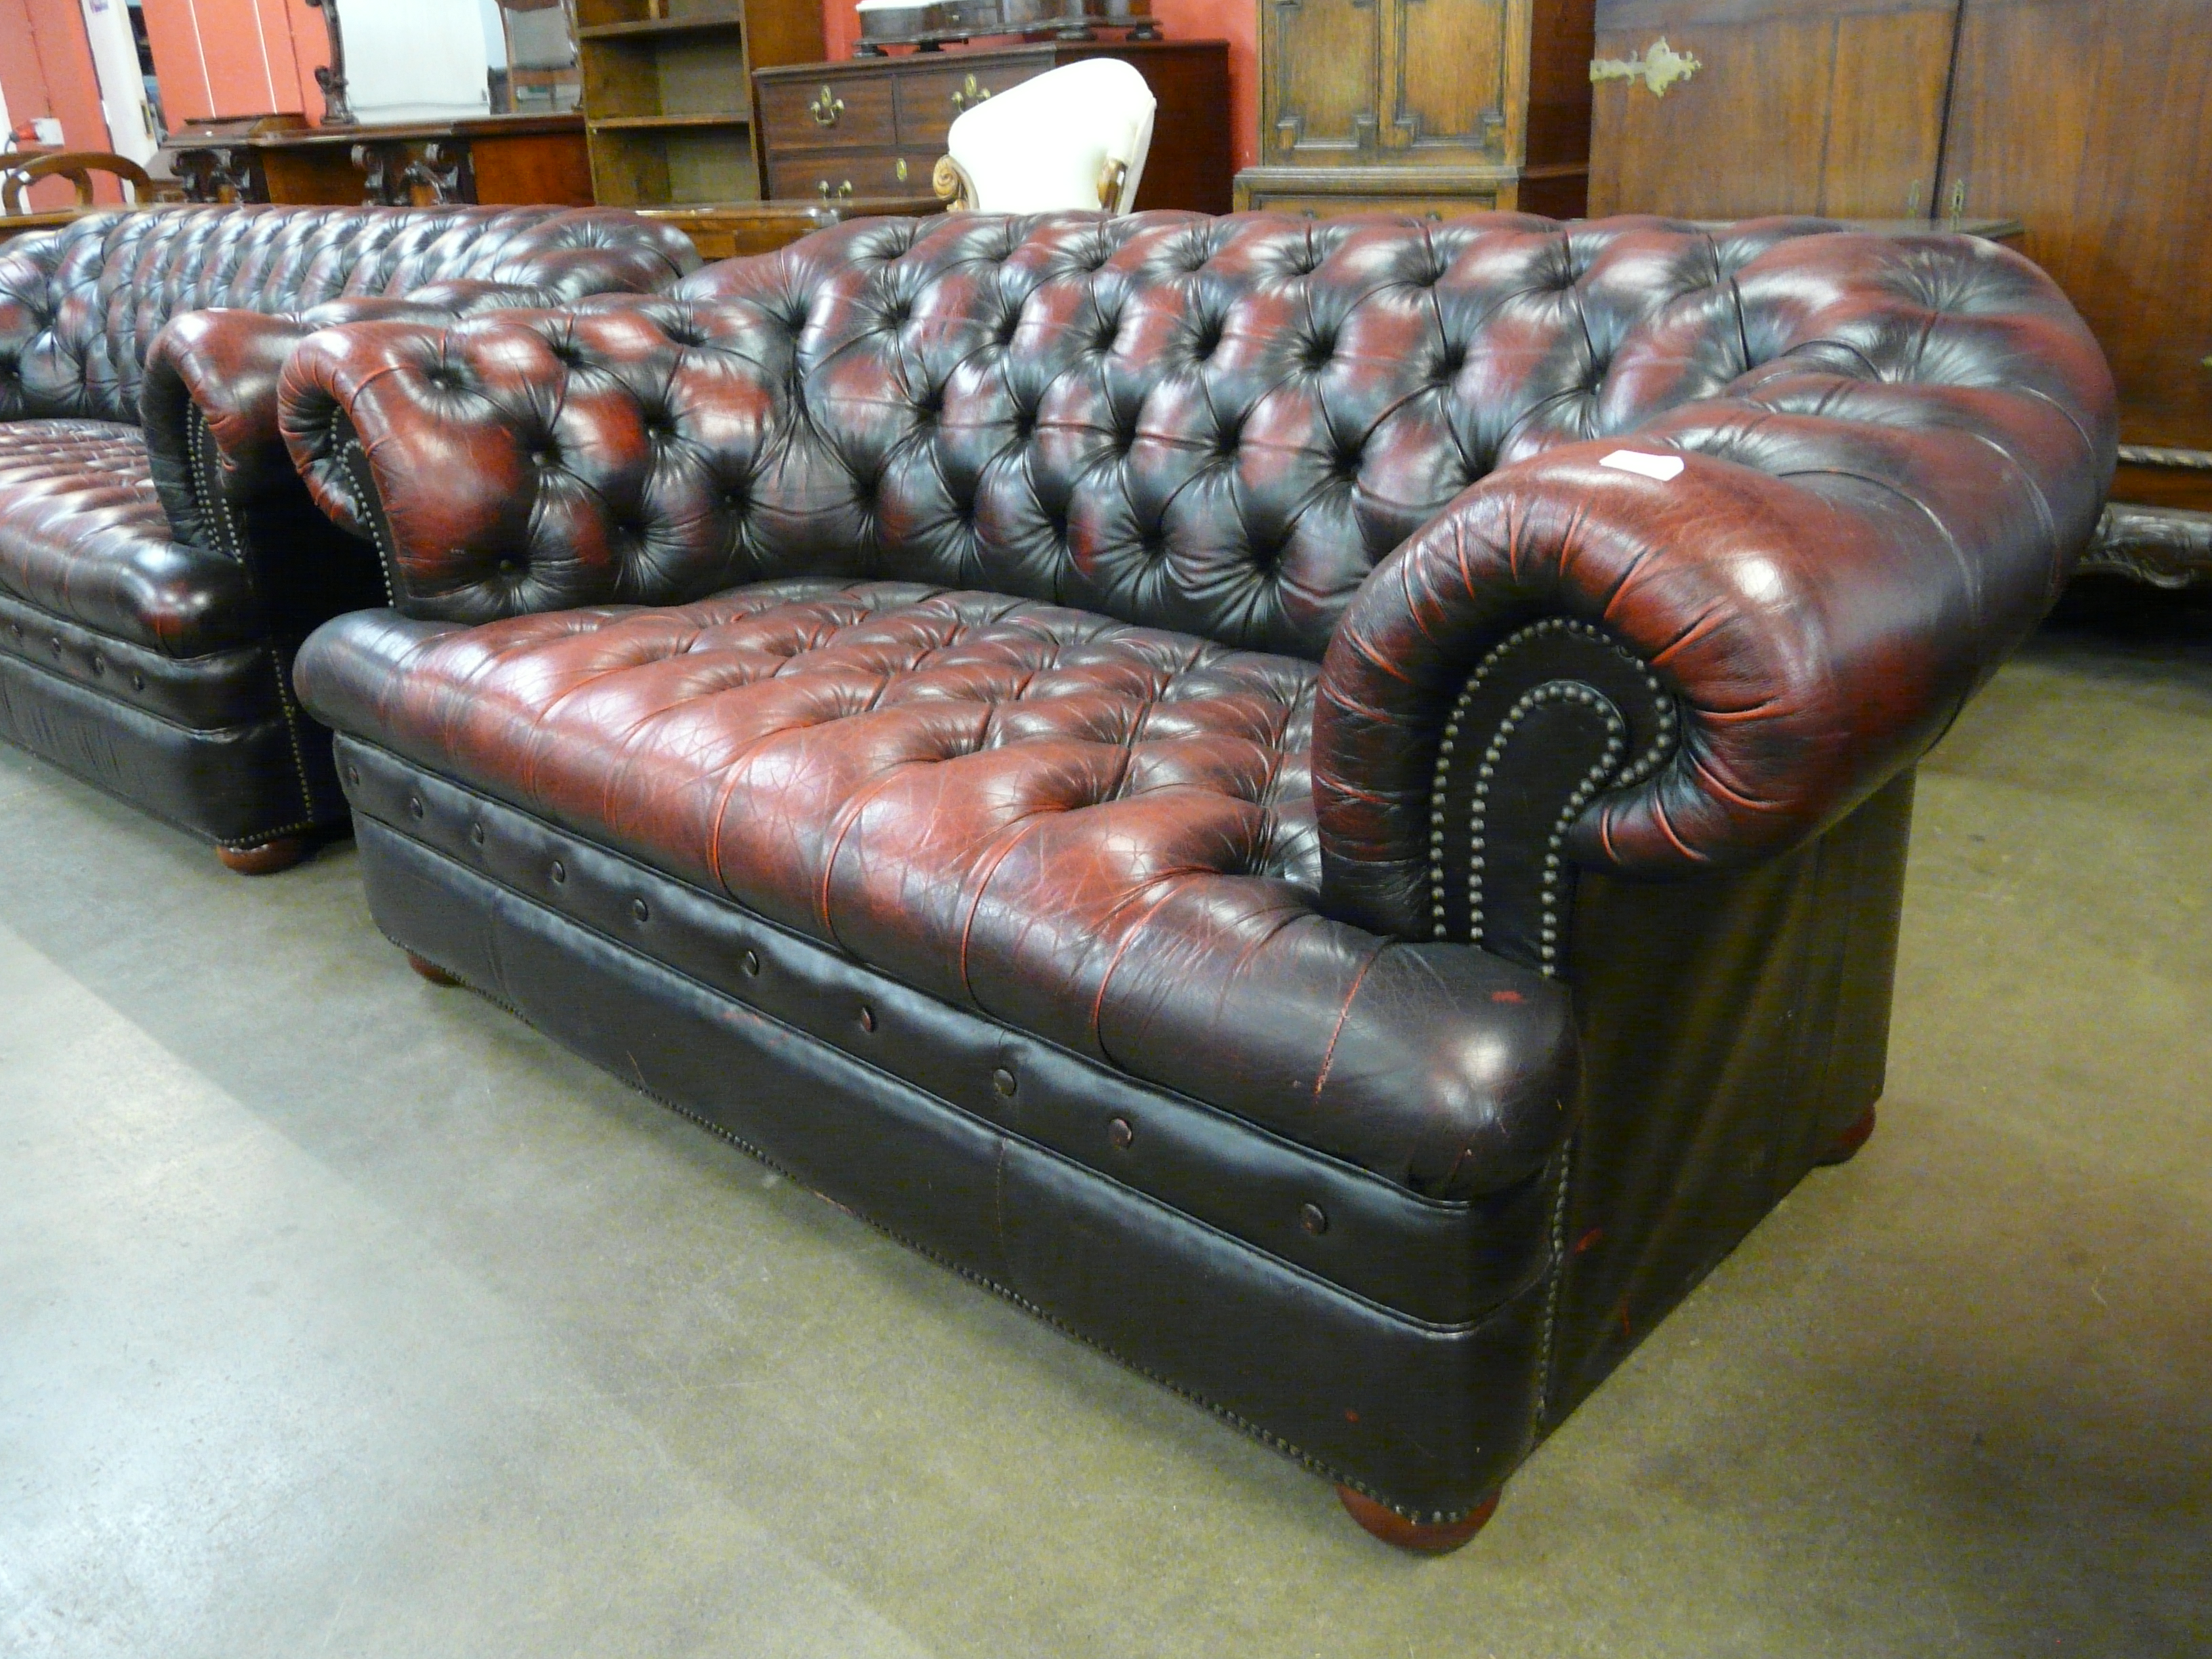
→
(1, 587, 2206, 1658)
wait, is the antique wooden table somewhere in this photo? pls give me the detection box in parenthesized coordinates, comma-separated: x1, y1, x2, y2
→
(165, 114, 592, 208)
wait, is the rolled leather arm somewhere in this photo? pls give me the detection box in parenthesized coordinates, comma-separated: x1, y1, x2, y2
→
(141, 310, 316, 547)
(276, 298, 813, 621)
(1316, 339, 2115, 937)
(140, 289, 677, 550)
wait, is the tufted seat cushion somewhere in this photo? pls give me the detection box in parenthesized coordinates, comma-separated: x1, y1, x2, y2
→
(0, 419, 258, 657)
(298, 577, 1576, 1199)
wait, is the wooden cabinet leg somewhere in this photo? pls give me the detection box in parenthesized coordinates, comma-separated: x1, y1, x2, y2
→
(406, 953, 463, 987)
(1335, 1486, 1498, 1554)
(216, 836, 306, 876)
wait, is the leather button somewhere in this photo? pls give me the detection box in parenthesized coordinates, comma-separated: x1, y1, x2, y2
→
(89, 655, 105, 676)
(742, 949, 762, 977)
(470, 822, 485, 846)
(131, 671, 145, 692)
(49, 636, 62, 656)
(1300, 1202, 1330, 1236)
(1107, 1116, 1134, 1149)
(407, 795, 424, 819)
(550, 859, 566, 884)
(858, 1004, 876, 1033)
(992, 1067, 1017, 1098)
(632, 897, 650, 922)
(344, 764, 360, 787)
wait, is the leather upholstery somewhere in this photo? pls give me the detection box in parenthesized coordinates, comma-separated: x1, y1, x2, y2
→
(0, 205, 700, 853)
(298, 578, 1578, 1200)
(0, 205, 699, 424)
(279, 211, 2111, 1521)
(1313, 230, 2116, 919)
(278, 211, 2112, 904)
(0, 420, 258, 655)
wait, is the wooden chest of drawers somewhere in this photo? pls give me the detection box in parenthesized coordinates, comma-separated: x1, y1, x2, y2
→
(754, 41, 1232, 212)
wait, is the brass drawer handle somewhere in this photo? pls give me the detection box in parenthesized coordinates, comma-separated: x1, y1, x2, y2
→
(1589, 37, 1702, 96)
(815, 178, 855, 201)
(949, 74, 994, 113)
(809, 86, 844, 127)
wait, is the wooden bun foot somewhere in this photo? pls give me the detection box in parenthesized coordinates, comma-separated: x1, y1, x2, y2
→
(216, 836, 307, 876)
(1816, 1104, 1878, 1166)
(1335, 1486, 1498, 1554)
(405, 952, 464, 987)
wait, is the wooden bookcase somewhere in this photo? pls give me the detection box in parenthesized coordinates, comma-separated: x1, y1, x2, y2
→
(576, 0, 825, 207)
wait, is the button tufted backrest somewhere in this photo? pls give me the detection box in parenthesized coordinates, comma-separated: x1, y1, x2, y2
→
(282, 210, 2105, 661)
(672, 209, 2072, 659)
(0, 204, 698, 424)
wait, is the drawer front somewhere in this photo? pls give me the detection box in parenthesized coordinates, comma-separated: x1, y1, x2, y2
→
(758, 73, 897, 159)
(895, 61, 1049, 149)
(1243, 191, 1502, 223)
(768, 151, 934, 202)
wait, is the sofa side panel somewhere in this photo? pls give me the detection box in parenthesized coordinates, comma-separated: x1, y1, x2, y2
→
(0, 644, 318, 846)
(350, 808, 1550, 1520)
(1539, 771, 1916, 1426)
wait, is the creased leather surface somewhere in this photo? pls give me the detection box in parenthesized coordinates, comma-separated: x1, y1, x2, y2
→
(297, 577, 1578, 1199)
(277, 211, 2112, 897)
(0, 420, 258, 655)
(1312, 230, 2116, 918)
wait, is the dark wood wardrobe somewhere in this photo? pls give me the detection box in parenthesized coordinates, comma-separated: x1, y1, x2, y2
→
(1586, 0, 2212, 574)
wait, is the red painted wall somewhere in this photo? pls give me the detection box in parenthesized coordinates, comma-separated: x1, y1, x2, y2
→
(818, 0, 1259, 173)
(140, 0, 329, 125)
(0, 0, 125, 204)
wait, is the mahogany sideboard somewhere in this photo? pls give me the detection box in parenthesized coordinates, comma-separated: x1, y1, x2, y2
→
(754, 40, 1232, 213)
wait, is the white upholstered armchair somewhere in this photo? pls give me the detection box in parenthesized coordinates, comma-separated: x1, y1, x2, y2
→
(932, 58, 1156, 213)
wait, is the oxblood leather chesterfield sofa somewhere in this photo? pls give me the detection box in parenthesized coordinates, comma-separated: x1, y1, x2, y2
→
(274, 212, 2113, 1549)
(0, 205, 697, 872)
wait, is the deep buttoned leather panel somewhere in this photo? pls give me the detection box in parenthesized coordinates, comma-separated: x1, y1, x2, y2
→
(280, 211, 1921, 653)
(298, 579, 1578, 1200)
(0, 421, 262, 657)
(340, 739, 1557, 1324)
(0, 586, 276, 731)
(0, 205, 699, 425)
(0, 646, 308, 844)
(353, 809, 1551, 1516)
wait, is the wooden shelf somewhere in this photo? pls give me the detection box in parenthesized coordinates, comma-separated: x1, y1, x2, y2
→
(590, 112, 753, 130)
(577, 0, 822, 210)
(578, 12, 746, 40)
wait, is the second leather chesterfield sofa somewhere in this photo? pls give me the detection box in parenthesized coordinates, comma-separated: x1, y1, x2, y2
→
(272, 211, 2113, 1549)
(0, 204, 698, 872)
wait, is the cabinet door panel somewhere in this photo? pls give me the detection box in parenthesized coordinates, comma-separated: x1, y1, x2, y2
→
(1816, 9, 1952, 216)
(1586, 0, 1951, 218)
(1391, 0, 1513, 158)
(1266, 0, 1385, 160)
(1942, 0, 2212, 455)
